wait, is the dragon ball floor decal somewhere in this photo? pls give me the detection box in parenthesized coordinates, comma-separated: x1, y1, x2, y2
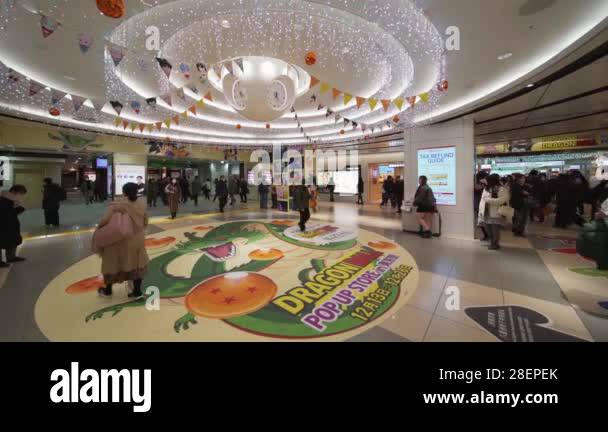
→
(35, 220, 419, 341)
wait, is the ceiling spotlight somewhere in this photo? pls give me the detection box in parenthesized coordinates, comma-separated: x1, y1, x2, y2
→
(221, 19, 231, 29)
(526, 83, 535, 88)
(497, 52, 513, 60)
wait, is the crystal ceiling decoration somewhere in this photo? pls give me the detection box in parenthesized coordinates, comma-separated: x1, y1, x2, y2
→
(0, 0, 446, 148)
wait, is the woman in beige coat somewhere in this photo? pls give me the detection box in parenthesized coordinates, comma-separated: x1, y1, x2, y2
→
(97, 183, 149, 298)
(165, 178, 181, 219)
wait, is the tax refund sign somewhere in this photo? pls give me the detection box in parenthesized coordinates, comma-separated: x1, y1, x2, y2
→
(417, 147, 456, 206)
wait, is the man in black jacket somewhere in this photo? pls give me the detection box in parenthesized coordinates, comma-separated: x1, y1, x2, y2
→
(293, 182, 311, 232)
(510, 174, 530, 236)
(42, 177, 64, 227)
(0, 185, 28, 267)
(215, 176, 229, 212)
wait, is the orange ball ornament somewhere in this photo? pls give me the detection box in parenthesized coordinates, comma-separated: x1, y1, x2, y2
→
(392, 115, 400, 123)
(236, 124, 241, 129)
(339, 129, 345, 135)
(305, 51, 317, 66)
(266, 123, 271, 129)
(438, 80, 449, 92)
(49, 106, 60, 116)
(96, 0, 125, 19)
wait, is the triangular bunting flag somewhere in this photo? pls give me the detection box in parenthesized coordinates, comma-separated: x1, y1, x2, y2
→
(381, 99, 391, 112)
(176, 87, 185, 101)
(28, 80, 45, 97)
(156, 57, 173, 79)
(317, 104, 325, 111)
(334, 114, 341, 123)
(212, 64, 222, 78)
(223, 62, 233, 75)
(172, 115, 180, 125)
(196, 99, 205, 109)
(110, 101, 123, 116)
(371, 127, 376, 134)
(309, 76, 320, 89)
(361, 124, 367, 132)
(189, 105, 197, 115)
(7, 69, 23, 84)
(51, 89, 66, 106)
(164, 118, 171, 129)
(122, 120, 129, 130)
(71, 95, 87, 112)
(181, 111, 188, 120)
(108, 44, 126, 68)
(91, 100, 106, 112)
(356, 96, 366, 108)
(235, 58, 244, 74)
(352, 122, 358, 130)
(160, 93, 172, 106)
(147, 124, 154, 133)
(189, 86, 199, 94)
(419, 92, 430, 103)
(343, 93, 353, 105)
(332, 88, 341, 100)
(113, 117, 122, 127)
(130, 123, 137, 132)
(344, 118, 349, 127)
(40, 15, 60, 39)
(393, 97, 405, 110)
(406, 96, 417, 107)
(146, 97, 157, 109)
(320, 83, 331, 95)
(155, 122, 163, 131)
(368, 98, 378, 110)
(139, 124, 145, 133)
(204, 91, 213, 102)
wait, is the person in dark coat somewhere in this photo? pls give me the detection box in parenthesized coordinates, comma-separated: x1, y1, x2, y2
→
(293, 181, 311, 232)
(191, 176, 202, 206)
(327, 176, 335, 202)
(381, 176, 394, 207)
(394, 176, 405, 214)
(258, 183, 269, 209)
(357, 175, 364, 205)
(216, 176, 229, 212)
(554, 174, 578, 228)
(146, 178, 158, 208)
(42, 178, 64, 227)
(510, 174, 531, 236)
(179, 176, 190, 204)
(0, 185, 28, 267)
(239, 177, 249, 203)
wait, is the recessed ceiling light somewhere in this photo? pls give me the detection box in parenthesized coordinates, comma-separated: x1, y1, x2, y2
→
(526, 83, 535, 88)
(64, 75, 76, 81)
(497, 52, 513, 60)
(221, 19, 231, 29)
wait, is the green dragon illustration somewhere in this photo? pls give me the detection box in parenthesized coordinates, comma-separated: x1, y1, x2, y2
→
(85, 221, 357, 333)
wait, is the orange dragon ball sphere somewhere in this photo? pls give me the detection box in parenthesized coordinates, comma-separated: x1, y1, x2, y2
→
(144, 236, 176, 248)
(96, 0, 125, 19)
(392, 115, 400, 123)
(49, 106, 61, 116)
(185, 272, 278, 319)
(236, 124, 242, 129)
(340, 129, 345, 135)
(305, 51, 317, 66)
(368, 241, 397, 250)
(65, 276, 105, 294)
(248, 248, 284, 261)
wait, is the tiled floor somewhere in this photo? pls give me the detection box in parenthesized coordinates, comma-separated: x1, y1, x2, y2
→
(1, 199, 606, 342)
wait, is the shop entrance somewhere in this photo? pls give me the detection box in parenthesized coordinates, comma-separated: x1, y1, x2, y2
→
(368, 163, 404, 203)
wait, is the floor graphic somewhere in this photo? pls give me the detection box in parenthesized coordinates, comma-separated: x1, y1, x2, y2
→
(35, 220, 419, 341)
(465, 305, 589, 342)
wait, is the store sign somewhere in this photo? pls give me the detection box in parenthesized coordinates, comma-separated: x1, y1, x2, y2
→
(115, 165, 146, 196)
(417, 147, 456, 206)
(477, 133, 605, 155)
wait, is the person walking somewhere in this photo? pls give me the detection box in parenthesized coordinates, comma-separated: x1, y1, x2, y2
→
(216, 175, 229, 212)
(228, 175, 238, 206)
(42, 177, 64, 227)
(271, 185, 278, 209)
(179, 176, 190, 204)
(413, 176, 436, 239)
(239, 177, 249, 203)
(327, 177, 336, 202)
(478, 174, 509, 250)
(95, 183, 149, 299)
(395, 175, 404, 214)
(294, 181, 311, 232)
(309, 184, 318, 213)
(0, 185, 28, 267)
(146, 178, 158, 208)
(357, 175, 364, 205)
(474, 172, 489, 241)
(510, 174, 531, 237)
(81, 176, 92, 205)
(165, 178, 181, 219)
(203, 178, 211, 200)
(191, 176, 202, 206)
(258, 183, 269, 209)
(381, 176, 394, 207)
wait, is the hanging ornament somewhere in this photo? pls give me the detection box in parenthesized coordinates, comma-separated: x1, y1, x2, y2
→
(339, 129, 345, 135)
(49, 106, 60, 116)
(28, 80, 44, 97)
(96, 0, 125, 19)
(50, 89, 66, 106)
(156, 57, 173, 79)
(146, 98, 157, 109)
(110, 101, 123, 116)
(108, 44, 125, 67)
(236, 124, 242, 130)
(438, 80, 449, 92)
(179, 63, 190, 79)
(130, 100, 141, 114)
(78, 33, 93, 53)
(392, 115, 400, 123)
(305, 51, 317, 66)
(266, 124, 271, 129)
(40, 15, 60, 39)
(71, 95, 87, 112)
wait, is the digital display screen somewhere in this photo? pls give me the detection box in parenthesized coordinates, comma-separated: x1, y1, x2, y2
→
(317, 170, 358, 195)
(418, 147, 456, 206)
(115, 165, 146, 196)
(96, 158, 108, 169)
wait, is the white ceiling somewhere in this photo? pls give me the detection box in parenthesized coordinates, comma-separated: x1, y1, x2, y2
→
(0, 0, 607, 148)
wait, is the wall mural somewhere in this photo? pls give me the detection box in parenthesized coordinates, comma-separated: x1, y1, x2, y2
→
(48, 131, 103, 151)
(146, 139, 192, 158)
(35, 220, 419, 341)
